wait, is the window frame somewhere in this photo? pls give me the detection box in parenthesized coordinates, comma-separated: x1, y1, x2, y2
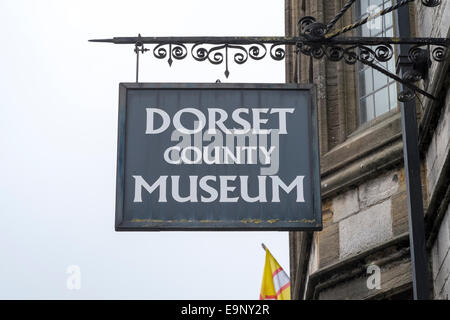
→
(355, 0, 399, 125)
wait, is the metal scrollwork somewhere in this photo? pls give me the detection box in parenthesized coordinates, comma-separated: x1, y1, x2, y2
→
(270, 43, 286, 61)
(205, 45, 226, 65)
(248, 44, 267, 60)
(190, 43, 270, 77)
(153, 43, 187, 66)
(343, 46, 358, 64)
(432, 46, 448, 62)
(191, 43, 210, 62)
(325, 46, 344, 62)
(407, 45, 447, 64)
(231, 43, 267, 63)
(358, 46, 375, 63)
(310, 45, 325, 59)
(298, 16, 327, 40)
(171, 44, 188, 61)
(402, 45, 447, 85)
(191, 44, 226, 65)
(91, 0, 448, 101)
(408, 45, 429, 64)
(421, 0, 441, 7)
(232, 46, 248, 64)
(304, 22, 327, 40)
(374, 44, 394, 62)
(298, 16, 317, 34)
(153, 44, 168, 59)
(297, 42, 322, 59)
(296, 43, 395, 66)
(356, 44, 394, 64)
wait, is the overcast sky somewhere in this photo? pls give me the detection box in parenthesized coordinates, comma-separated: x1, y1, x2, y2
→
(0, 0, 288, 299)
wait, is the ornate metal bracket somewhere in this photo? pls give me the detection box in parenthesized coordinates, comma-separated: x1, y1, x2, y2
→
(90, 0, 449, 102)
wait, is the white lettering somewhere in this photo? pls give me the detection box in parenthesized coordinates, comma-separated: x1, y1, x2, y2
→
(146, 108, 170, 134)
(271, 176, 305, 202)
(173, 108, 206, 134)
(133, 175, 167, 202)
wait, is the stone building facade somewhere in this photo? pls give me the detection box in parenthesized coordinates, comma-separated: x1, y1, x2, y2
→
(285, 0, 450, 299)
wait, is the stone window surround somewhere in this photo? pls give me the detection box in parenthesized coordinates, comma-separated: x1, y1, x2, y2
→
(286, 5, 447, 206)
(316, 6, 450, 252)
(318, 1, 405, 201)
(284, 1, 406, 201)
(320, 108, 403, 200)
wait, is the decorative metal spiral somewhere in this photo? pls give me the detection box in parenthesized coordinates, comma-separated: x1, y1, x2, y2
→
(298, 16, 316, 34)
(407, 45, 446, 66)
(270, 43, 286, 61)
(310, 45, 325, 59)
(191, 43, 209, 62)
(191, 43, 268, 64)
(295, 43, 395, 65)
(190, 43, 275, 78)
(421, 0, 441, 7)
(248, 44, 267, 60)
(432, 46, 447, 62)
(226, 45, 248, 64)
(172, 44, 187, 60)
(191, 44, 225, 64)
(358, 46, 376, 63)
(153, 43, 187, 66)
(343, 46, 358, 64)
(153, 44, 168, 59)
(374, 44, 394, 62)
(408, 45, 429, 64)
(325, 46, 344, 62)
(206, 46, 225, 65)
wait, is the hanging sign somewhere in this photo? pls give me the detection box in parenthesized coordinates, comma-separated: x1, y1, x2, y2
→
(115, 83, 321, 231)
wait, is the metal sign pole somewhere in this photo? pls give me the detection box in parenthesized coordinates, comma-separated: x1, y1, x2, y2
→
(395, 1, 430, 300)
(400, 100, 430, 300)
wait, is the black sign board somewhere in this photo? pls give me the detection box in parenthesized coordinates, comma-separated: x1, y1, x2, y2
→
(115, 83, 321, 231)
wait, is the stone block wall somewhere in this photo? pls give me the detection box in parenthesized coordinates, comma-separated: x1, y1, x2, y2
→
(416, 0, 450, 301)
(427, 89, 450, 299)
(432, 206, 450, 299)
(301, 163, 430, 299)
(315, 169, 411, 268)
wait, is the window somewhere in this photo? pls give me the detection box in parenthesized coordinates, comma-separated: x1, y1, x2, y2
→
(356, 0, 397, 124)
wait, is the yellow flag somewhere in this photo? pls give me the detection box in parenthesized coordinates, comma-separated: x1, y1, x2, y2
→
(259, 246, 291, 300)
